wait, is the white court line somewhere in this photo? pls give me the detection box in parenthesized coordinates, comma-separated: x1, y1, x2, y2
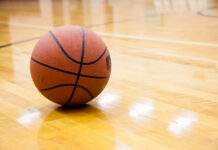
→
(1, 21, 218, 48)
(139, 48, 218, 63)
(96, 32, 218, 48)
(123, 48, 218, 69)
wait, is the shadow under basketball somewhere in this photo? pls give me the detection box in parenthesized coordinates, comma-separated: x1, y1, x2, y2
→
(37, 104, 115, 150)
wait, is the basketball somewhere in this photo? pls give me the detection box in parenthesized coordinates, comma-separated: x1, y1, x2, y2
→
(30, 26, 111, 106)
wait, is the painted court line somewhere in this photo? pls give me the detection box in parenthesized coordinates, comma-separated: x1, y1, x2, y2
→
(97, 32, 218, 48)
(0, 21, 218, 48)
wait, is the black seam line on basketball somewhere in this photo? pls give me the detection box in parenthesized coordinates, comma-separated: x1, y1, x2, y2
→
(64, 27, 85, 106)
(39, 84, 94, 98)
(82, 47, 107, 65)
(31, 57, 109, 79)
(49, 31, 108, 65)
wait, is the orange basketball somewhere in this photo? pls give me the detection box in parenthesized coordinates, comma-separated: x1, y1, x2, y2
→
(30, 26, 111, 106)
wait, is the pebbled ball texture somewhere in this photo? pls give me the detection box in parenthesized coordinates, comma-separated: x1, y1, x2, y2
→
(30, 26, 111, 106)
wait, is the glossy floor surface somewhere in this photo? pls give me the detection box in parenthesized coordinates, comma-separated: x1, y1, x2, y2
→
(0, 0, 218, 150)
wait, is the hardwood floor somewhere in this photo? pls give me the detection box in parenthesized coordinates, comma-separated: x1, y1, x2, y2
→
(0, 0, 218, 149)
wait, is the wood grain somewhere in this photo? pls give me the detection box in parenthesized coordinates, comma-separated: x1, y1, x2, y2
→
(0, 0, 218, 150)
